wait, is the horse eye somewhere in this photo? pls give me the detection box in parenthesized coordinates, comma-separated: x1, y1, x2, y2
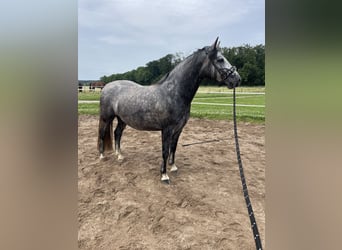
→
(217, 58, 224, 63)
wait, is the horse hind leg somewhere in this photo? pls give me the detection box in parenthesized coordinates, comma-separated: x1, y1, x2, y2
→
(98, 115, 114, 159)
(114, 117, 126, 160)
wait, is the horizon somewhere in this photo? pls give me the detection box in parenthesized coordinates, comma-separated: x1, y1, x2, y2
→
(78, 43, 265, 81)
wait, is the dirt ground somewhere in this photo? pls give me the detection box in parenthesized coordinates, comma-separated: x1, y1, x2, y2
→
(78, 115, 265, 250)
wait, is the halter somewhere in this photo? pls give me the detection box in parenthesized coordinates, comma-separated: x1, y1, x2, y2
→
(216, 65, 237, 81)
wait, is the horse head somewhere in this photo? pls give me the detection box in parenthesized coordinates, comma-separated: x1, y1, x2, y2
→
(205, 37, 241, 89)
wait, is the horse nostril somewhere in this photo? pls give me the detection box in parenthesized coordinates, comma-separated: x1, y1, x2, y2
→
(235, 77, 241, 87)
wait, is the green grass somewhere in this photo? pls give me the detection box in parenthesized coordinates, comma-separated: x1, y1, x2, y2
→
(78, 91, 101, 100)
(197, 86, 265, 93)
(78, 86, 265, 122)
(78, 103, 100, 115)
(190, 104, 265, 122)
(78, 86, 265, 101)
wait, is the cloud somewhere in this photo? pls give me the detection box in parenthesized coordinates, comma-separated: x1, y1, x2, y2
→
(78, 0, 264, 79)
(79, 0, 258, 38)
(98, 36, 136, 45)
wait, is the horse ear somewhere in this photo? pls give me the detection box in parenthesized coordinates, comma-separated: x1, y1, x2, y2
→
(211, 37, 219, 51)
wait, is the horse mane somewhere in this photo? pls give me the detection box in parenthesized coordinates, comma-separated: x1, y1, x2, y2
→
(151, 47, 207, 86)
(153, 72, 170, 85)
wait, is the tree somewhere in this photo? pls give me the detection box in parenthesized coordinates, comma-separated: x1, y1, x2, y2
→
(100, 45, 265, 86)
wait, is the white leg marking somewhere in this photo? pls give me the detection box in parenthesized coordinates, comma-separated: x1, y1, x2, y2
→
(161, 173, 170, 181)
(115, 150, 124, 160)
(117, 154, 124, 160)
(100, 154, 104, 159)
(170, 164, 178, 172)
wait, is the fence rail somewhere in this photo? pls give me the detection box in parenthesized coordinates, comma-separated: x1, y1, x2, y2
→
(197, 91, 265, 95)
(78, 100, 265, 108)
(78, 89, 265, 118)
(78, 86, 265, 94)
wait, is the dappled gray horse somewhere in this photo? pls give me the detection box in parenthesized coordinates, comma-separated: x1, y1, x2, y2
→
(98, 38, 241, 183)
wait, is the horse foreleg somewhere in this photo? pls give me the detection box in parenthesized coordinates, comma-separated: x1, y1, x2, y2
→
(161, 128, 172, 183)
(168, 130, 182, 173)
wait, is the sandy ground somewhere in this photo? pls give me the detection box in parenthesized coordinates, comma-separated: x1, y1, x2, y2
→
(78, 115, 265, 249)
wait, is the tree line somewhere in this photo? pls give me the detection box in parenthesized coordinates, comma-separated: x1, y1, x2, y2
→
(100, 44, 264, 86)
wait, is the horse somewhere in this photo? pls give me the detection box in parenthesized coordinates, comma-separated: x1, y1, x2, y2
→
(90, 81, 105, 91)
(97, 38, 241, 183)
(78, 83, 83, 92)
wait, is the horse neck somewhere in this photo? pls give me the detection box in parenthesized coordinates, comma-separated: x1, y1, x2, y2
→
(165, 52, 207, 104)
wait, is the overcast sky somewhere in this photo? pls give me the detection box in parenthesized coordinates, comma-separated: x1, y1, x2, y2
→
(79, 0, 264, 80)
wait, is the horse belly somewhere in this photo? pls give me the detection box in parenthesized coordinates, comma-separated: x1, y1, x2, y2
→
(107, 83, 175, 130)
(115, 101, 168, 131)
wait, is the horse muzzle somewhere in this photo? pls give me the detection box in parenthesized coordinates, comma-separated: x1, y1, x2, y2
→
(218, 66, 241, 89)
(225, 72, 241, 89)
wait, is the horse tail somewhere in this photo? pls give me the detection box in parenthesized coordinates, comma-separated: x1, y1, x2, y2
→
(98, 116, 113, 152)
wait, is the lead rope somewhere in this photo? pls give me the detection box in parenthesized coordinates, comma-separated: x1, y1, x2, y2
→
(233, 88, 263, 250)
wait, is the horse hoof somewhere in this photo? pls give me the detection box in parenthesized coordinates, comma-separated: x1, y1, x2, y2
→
(115, 151, 124, 161)
(161, 174, 170, 184)
(99, 154, 104, 160)
(170, 164, 178, 173)
(170, 169, 178, 175)
(161, 179, 170, 184)
(170, 170, 178, 175)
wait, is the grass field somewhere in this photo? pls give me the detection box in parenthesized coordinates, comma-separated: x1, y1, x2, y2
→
(78, 86, 265, 122)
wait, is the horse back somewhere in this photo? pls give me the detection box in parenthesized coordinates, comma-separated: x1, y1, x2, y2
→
(100, 80, 187, 130)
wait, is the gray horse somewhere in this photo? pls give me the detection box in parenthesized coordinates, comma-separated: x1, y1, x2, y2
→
(98, 38, 241, 183)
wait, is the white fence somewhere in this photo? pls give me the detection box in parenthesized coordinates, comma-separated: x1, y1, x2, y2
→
(78, 92, 265, 108)
(78, 86, 103, 92)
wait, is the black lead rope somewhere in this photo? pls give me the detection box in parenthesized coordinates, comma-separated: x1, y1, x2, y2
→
(233, 88, 263, 250)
